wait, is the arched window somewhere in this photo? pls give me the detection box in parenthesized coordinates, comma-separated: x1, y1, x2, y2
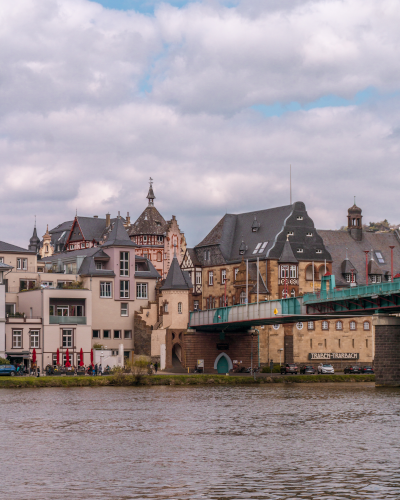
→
(350, 321, 356, 330)
(240, 291, 246, 304)
(305, 265, 313, 281)
(336, 321, 343, 330)
(178, 302, 182, 314)
(157, 252, 162, 262)
(363, 321, 370, 331)
(291, 289, 296, 297)
(282, 289, 288, 298)
(318, 266, 326, 280)
(322, 321, 329, 330)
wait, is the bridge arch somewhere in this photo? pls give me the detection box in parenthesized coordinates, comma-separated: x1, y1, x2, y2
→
(214, 352, 233, 372)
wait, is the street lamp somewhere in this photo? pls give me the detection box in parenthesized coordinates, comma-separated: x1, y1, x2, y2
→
(279, 348, 284, 367)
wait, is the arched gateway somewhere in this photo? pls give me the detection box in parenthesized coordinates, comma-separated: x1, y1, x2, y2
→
(214, 353, 233, 374)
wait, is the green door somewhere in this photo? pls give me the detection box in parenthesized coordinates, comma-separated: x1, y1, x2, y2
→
(217, 356, 229, 374)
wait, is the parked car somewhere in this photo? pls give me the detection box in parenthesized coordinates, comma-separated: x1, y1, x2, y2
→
(344, 365, 361, 374)
(280, 363, 298, 375)
(300, 365, 316, 375)
(360, 366, 374, 374)
(318, 363, 335, 374)
(0, 365, 17, 376)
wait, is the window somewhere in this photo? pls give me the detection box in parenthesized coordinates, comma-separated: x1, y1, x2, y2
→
(297, 216, 303, 220)
(324, 339, 327, 348)
(345, 274, 356, 283)
(350, 321, 356, 331)
(41, 281, 53, 288)
(70, 244, 74, 250)
(157, 236, 163, 243)
(338, 339, 341, 348)
(57, 306, 68, 317)
(124, 330, 132, 339)
(287, 231, 294, 236)
(306, 232, 313, 237)
(103, 330, 111, 339)
(316, 250, 322, 254)
(290, 265, 297, 278)
(194, 300, 199, 311)
(310, 339, 313, 348)
(366, 339, 369, 348)
(253, 243, 262, 254)
(0, 257, 3, 263)
(204, 250, 210, 261)
(114, 330, 121, 339)
(120, 251, 129, 276)
(52, 354, 58, 366)
(259, 242, 268, 254)
(143, 236, 147, 242)
(291, 288, 296, 297)
(234, 268, 239, 280)
(308, 321, 314, 330)
(17, 258, 22, 270)
(157, 252, 162, 262)
(17, 258, 27, 270)
(375, 251, 385, 264)
(92, 330, 100, 339)
(336, 321, 343, 330)
(62, 329, 73, 348)
(196, 271, 201, 285)
(30, 330, 39, 348)
(221, 269, 226, 284)
(12, 330, 22, 348)
(240, 291, 246, 304)
(363, 321, 370, 331)
(96, 262, 103, 270)
(297, 248, 303, 253)
(178, 302, 182, 314)
(121, 303, 128, 317)
(120, 280, 129, 299)
(296, 322, 303, 330)
(100, 282, 112, 298)
(280, 266, 288, 278)
(136, 283, 148, 299)
(322, 321, 329, 331)
(164, 303, 169, 313)
(352, 339, 355, 348)
(208, 271, 213, 286)
(273, 324, 280, 330)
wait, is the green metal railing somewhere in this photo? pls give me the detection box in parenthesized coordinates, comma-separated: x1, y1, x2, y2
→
(303, 280, 400, 304)
(49, 316, 87, 325)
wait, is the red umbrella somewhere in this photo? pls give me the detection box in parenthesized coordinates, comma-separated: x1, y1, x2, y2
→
(65, 349, 71, 367)
(32, 348, 37, 364)
(56, 348, 60, 365)
(79, 348, 84, 367)
(90, 349, 94, 368)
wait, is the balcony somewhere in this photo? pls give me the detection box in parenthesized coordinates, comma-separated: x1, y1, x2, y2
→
(49, 316, 87, 325)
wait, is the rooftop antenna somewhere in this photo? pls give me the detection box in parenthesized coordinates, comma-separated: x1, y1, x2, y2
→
(290, 164, 292, 205)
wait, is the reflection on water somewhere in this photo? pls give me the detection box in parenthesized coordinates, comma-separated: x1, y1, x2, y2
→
(1, 383, 400, 499)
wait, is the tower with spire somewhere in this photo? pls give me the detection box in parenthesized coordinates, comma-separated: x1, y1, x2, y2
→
(28, 217, 41, 254)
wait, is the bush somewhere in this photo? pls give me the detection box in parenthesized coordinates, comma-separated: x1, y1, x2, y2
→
(0, 357, 9, 365)
(261, 364, 281, 373)
(92, 343, 103, 350)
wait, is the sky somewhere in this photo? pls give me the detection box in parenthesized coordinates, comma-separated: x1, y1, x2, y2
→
(1, 0, 400, 248)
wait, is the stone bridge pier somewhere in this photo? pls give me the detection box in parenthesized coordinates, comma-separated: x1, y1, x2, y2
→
(373, 314, 400, 386)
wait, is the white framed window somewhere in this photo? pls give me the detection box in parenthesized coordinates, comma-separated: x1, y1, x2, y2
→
(52, 354, 58, 366)
(291, 288, 296, 297)
(121, 303, 128, 317)
(290, 265, 297, 278)
(322, 321, 329, 331)
(120, 280, 129, 299)
(259, 242, 268, 254)
(208, 271, 213, 286)
(96, 262, 103, 270)
(143, 236, 147, 242)
(178, 302, 182, 314)
(30, 330, 40, 348)
(253, 243, 262, 254)
(136, 283, 148, 299)
(363, 321, 370, 331)
(164, 303, 169, 313)
(370, 275, 377, 283)
(316, 249, 322, 254)
(287, 231, 294, 236)
(350, 321, 356, 331)
(221, 269, 226, 284)
(23, 258, 27, 270)
(196, 271, 201, 285)
(100, 282, 112, 298)
(114, 330, 121, 339)
(375, 251, 385, 264)
(70, 244, 74, 250)
(12, 330, 22, 348)
(0, 257, 3, 263)
(273, 324, 280, 330)
(57, 306, 69, 317)
(280, 266, 288, 278)
(194, 300, 199, 311)
(120, 251, 129, 276)
(157, 236, 163, 243)
(336, 321, 343, 330)
(308, 321, 314, 330)
(345, 274, 356, 283)
(297, 216, 303, 220)
(235, 268, 239, 280)
(103, 330, 111, 339)
(62, 329, 73, 348)
(297, 248, 303, 253)
(17, 258, 22, 270)
(306, 232, 313, 237)
(240, 291, 246, 304)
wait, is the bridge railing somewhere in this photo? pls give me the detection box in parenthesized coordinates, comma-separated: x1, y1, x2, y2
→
(189, 297, 303, 328)
(303, 279, 400, 304)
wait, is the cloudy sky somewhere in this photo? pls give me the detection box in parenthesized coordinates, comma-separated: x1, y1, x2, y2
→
(1, 0, 400, 248)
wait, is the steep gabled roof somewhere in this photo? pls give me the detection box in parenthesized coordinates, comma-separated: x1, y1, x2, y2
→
(128, 206, 167, 236)
(102, 219, 138, 248)
(341, 259, 358, 274)
(161, 256, 192, 290)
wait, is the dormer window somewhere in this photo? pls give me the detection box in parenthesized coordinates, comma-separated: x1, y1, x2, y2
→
(143, 236, 147, 242)
(370, 275, 382, 284)
(316, 249, 322, 254)
(239, 249, 245, 255)
(297, 216, 303, 220)
(345, 273, 356, 283)
(306, 232, 313, 237)
(251, 216, 260, 232)
(297, 248, 303, 253)
(204, 250, 210, 261)
(287, 231, 294, 236)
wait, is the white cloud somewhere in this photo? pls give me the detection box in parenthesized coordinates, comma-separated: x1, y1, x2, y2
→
(0, 0, 399, 248)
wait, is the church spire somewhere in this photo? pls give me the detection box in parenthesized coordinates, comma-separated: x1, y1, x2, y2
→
(147, 177, 155, 207)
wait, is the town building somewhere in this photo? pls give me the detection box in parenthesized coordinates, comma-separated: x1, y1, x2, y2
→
(128, 179, 186, 280)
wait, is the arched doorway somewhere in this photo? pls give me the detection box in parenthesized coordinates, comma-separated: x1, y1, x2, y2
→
(214, 353, 233, 374)
(172, 343, 183, 369)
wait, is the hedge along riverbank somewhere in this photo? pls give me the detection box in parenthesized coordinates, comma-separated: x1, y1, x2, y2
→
(0, 373, 375, 388)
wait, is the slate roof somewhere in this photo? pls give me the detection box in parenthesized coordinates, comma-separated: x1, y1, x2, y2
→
(195, 201, 331, 264)
(135, 256, 161, 279)
(102, 219, 138, 248)
(161, 256, 192, 290)
(0, 262, 13, 270)
(0, 241, 35, 254)
(341, 259, 358, 274)
(279, 238, 298, 263)
(318, 229, 400, 287)
(186, 248, 201, 267)
(248, 262, 269, 294)
(128, 206, 167, 236)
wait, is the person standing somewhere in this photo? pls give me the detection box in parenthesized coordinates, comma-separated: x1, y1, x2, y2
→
(154, 361, 158, 373)
(98, 364, 102, 376)
(94, 364, 98, 376)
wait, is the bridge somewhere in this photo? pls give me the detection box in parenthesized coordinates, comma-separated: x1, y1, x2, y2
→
(189, 274, 400, 332)
(188, 275, 400, 386)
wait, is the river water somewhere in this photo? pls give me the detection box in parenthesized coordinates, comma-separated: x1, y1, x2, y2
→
(1, 383, 400, 499)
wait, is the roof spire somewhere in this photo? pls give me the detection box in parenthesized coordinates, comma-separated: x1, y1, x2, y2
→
(147, 177, 155, 207)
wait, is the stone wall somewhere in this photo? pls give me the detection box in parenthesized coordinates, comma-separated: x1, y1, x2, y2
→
(133, 313, 152, 357)
(374, 315, 400, 386)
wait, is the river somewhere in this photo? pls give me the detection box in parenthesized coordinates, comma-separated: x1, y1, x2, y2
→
(1, 383, 399, 499)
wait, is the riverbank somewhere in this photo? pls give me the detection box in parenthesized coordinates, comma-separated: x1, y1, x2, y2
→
(0, 373, 375, 388)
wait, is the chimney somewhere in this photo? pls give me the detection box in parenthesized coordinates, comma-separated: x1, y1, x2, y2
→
(106, 213, 111, 227)
(126, 212, 131, 225)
